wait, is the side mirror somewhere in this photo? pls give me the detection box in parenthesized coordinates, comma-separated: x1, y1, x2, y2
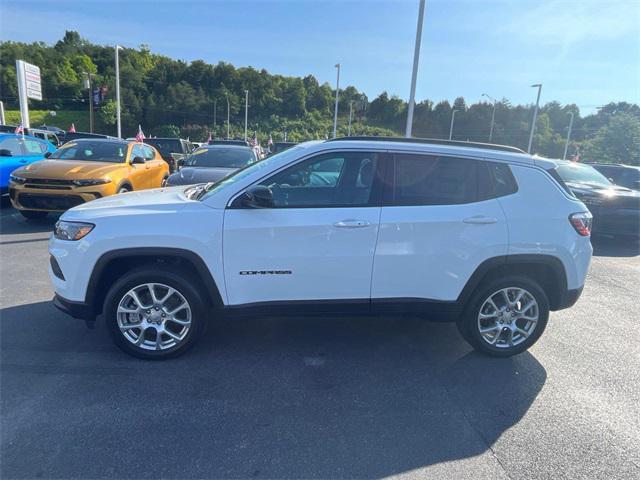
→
(0, 149, 12, 157)
(241, 185, 274, 208)
(131, 156, 145, 165)
(44, 151, 52, 158)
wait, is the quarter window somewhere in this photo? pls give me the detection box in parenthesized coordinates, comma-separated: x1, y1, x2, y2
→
(389, 154, 477, 206)
(23, 139, 48, 155)
(257, 152, 381, 208)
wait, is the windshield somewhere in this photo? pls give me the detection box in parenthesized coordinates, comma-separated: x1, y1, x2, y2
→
(185, 147, 255, 168)
(49, 141, 128, 163)
(557, 163, 613, 188)
(198, 145, 306, 201)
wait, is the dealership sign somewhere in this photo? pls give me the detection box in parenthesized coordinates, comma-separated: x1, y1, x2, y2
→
(17, 60, 42, 101)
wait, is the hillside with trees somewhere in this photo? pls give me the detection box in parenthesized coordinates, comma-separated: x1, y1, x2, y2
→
(1, 31, 638, 165)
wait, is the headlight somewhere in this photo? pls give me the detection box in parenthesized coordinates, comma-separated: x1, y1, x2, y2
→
(9, 174, 27, 184)
(54, 221, 95, 241)
(71, 178, 111, 186)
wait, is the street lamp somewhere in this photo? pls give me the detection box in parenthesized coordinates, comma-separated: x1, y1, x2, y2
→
(348, 101, 354, 136)
(213, 99, 217, 133)
(225, 93, 230, 139)
(244, 90, 249, 141)
(449, 109, 458, 140)
(405, 0, 426, 138)
(481, 93, 497, 142)
(527, 83, 542, 154)
(115, 45, 123, 138)
(563, 111, 575, 160)
(82, 72, 95, 133)
(333, 63, 341, 138)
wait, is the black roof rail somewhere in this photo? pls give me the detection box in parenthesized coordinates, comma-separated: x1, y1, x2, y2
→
(326, 136, 526, 154)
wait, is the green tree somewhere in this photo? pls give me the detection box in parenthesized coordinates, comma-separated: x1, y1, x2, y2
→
(581, 113, 640, 165)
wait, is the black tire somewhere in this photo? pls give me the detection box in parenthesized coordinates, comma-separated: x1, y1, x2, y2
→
(161, 176, 168, 187)
(19, 210, 48, 220)
(457, 275, 549, 357)
(104, 265, 207, 360)
(117, 185, 131, 194)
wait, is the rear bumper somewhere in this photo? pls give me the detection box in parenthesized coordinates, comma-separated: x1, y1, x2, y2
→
(553, 286, 584, 311)
(591, 209, 640, 237)
(53, 294, 95, 322)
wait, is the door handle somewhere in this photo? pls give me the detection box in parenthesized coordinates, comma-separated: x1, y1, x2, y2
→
(333, 219, 371, 228)
(463, 216, 498, 225)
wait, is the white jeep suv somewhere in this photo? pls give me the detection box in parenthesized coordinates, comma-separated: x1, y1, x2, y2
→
(49, 138, 593, 359)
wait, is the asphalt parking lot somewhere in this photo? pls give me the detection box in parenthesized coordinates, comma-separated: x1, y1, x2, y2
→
(1, 205, 639, 480)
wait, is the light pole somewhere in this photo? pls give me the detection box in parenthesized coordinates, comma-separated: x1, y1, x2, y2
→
(332, 64, 341, 138)
(115, 45, 123, 138)
(449, 109, 458, 140)
(244, 90, 249, 141)
(527, 83, 542, 153)
(481, 93, 497, 142)
(225, 93, 230, 139)
(82, 72, 94, 133)
(405, 0, 426, 138)
(563, 111, 575, 160)
(213, 99, 217, 133)
(348, 101, 354, 136)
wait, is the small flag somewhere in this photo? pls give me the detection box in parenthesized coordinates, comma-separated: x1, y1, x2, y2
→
(207, 131, 212, 143)
(14, 122, 24, 135)
(68, 123, 76, 133)
(252, 132, 258, 147)
(268, 135, 273, 146)
(135, 125, 145, 143)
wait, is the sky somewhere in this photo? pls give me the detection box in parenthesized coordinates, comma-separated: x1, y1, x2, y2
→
(1, 0, 638, 114)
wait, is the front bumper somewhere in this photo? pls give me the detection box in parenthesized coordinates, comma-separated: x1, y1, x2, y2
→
(9, 182, 113, 212)
(53, 294, 95, 322)
(588, 206, 640, 237)
(554, 286, 584, 311)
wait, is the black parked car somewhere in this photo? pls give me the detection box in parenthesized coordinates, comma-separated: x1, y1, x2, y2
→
(166, 145, 258, 186)
(208, 139, 251, 147)
(143, 138, 194, 173)
(556, 160, 640, 238)
(588, 163, 640, 191)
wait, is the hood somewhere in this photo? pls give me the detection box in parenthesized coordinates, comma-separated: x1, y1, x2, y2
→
(567, 182, 640, 209)
(167, 166, 236, 186)
(62, 186, 198, 221)
(16, 159, 124, 179)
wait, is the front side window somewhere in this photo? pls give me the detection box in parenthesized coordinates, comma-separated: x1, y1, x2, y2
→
(477, 161, 518, 200)
(389, 154, 477, 206)
(0, 137, 23, 156)
(257, 151, 380, 208)
(49, 141, 127, 163)
(142, 145, 156, 160)
(131, 144, 145, 161)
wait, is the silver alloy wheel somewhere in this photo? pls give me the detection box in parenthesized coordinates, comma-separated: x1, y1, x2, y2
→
(118, 187, 129, 194)
(116, 283, 192, 351)
(477, 287, 539, 349)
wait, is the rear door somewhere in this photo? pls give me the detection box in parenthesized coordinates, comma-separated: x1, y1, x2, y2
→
(371, 153, 510, 304)
(143, 145, 165, 187)
(223, 150, 386, 306)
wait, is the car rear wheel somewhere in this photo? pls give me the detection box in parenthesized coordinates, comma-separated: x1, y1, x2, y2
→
(117, 185, 131, 194)
(457, 276, 549, 357)
(104, 266, 207, 359)
(19, 210, 48, 220)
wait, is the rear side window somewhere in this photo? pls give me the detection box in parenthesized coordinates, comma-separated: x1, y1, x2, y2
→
(477, 161, 518, 200)
(388, 154, 477, 206)
(546, 167, 574, 196)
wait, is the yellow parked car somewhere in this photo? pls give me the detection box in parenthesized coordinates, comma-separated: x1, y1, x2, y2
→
(9, 139, 170, 219)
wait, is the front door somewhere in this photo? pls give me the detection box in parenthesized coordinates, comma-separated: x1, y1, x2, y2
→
(0, 137, 28, 191)
(223, 151, 385, 306)
(128, 144, 152, 190)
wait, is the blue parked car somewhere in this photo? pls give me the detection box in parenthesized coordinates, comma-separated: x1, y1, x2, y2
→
(0, 133, 56, 197)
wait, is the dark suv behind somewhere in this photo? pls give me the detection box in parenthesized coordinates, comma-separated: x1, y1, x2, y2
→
(589, 163, 640, 191)
(143, 138, 194, 173)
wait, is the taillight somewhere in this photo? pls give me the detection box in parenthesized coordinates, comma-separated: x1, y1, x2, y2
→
(569, 212, 593, 236)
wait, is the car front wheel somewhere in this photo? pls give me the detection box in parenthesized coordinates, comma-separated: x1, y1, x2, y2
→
(457, 276, 549, 357)
(104, 266, 207, 359)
